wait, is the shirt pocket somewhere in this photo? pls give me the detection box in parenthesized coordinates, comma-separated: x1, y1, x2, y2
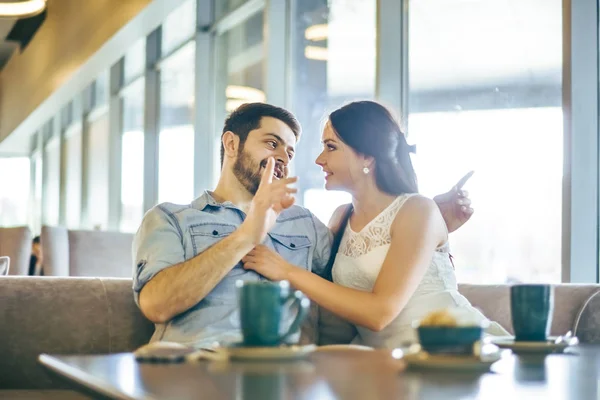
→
(190, 223, 238, 256)
(268, 232, 312, 270)
(189, 222, 248, 302)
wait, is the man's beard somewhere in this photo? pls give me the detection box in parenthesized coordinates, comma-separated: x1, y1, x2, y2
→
(233, 146, 265, 195)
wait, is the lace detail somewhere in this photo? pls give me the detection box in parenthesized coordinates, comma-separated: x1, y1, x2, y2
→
(339, 195, 416, 259)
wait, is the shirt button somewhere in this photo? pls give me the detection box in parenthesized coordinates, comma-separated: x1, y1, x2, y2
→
(212, 230, 219, 236)
(290, 243, 296, 248)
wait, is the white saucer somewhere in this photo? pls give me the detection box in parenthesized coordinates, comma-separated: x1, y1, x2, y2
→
(400, 344, 502, 372)
(316, 344, 374, 352)
(491, 337, 575, 354)
(216, 343, 317, 361)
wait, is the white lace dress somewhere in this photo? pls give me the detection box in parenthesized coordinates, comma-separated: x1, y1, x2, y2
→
(332, 194, 509, 349)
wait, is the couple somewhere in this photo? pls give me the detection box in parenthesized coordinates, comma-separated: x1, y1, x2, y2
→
(132, 101, 508, 349)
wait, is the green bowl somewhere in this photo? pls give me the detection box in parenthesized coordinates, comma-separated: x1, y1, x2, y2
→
(417, 326, 483, 355)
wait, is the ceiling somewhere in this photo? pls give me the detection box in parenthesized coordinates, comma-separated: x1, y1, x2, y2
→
(0, 17, 17, 70)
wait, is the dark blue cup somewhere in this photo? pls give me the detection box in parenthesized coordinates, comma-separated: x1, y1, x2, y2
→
(510, 284, 554, 341)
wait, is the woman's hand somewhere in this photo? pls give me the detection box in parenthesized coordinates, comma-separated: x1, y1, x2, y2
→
(242, 245, 294, 281)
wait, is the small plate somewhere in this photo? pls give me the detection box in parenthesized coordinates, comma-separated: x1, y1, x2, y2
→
(491, 337, 575, 354)
(316, 344, 374, 352)
(401, 345, 502, 372)
(216, 343, 317, 361)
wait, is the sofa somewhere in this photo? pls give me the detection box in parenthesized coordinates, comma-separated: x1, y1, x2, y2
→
(0, 277, 598, 399)
(0, 226, 32, 275)
(41, 226, 133, 277)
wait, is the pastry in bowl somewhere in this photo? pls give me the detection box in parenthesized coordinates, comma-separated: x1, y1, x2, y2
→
(415, 309, 487, 355)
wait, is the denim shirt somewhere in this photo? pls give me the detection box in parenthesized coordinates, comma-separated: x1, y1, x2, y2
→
(132, 191, 332, 348)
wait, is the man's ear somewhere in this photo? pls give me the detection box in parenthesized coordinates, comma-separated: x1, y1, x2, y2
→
(222, 131, 240, 159)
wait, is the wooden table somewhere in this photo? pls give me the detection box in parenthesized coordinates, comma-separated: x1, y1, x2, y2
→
(39, 346, 600, 400)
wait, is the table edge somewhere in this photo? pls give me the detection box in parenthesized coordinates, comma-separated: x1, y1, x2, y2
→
(38, 354, 148, 400)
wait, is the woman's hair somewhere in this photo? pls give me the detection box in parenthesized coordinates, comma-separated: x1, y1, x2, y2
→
(323, 101, 418, 281)
(328, 100, 418, 195)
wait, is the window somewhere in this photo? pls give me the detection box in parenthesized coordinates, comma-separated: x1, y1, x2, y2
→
(120, 78, 145, 233)
(87, 112, 110, 230)
(290, 0, 376, 224)
(43, 138, 60, 226)
(408, 0, 562, 283)
(64, 125, 82, 228)
(0, 158, 30, 227)
(215, 10, 265, 185)
(216, 0, 249, 18)
(124, 38, 146, 83)
(162, 0, 196, 56)
(158, 42, 195, 204)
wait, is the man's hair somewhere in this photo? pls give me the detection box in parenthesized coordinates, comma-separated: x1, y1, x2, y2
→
(32, 236, 40, 244)
(220, 103, 301, 166)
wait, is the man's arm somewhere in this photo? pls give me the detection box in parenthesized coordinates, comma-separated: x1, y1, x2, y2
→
(138, 224, 255, 324)
(136, 157, 296, 324)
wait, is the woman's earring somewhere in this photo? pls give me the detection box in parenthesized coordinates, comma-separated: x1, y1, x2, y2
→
(363, 167, 370, 175)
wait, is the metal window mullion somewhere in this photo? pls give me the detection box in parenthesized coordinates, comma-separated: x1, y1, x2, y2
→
(194, 0, 216, 195)
(108, 61, 124, 231)
(376, 0, 409, 132)
(143, 29, 161, 213)
(264, 0, 289, 108)
(562, 0, 599, 283)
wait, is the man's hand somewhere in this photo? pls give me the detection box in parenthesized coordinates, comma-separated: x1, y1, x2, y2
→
(242, 245, 293, 281)
(241, 158, 297, 245)
(433, 171, 474, 233)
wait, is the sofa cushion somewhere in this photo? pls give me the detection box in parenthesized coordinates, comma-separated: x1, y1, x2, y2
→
(0, 277, 153, 389)
(574, 290, 600, 343)
(41, 226, 69, 276)
(68, 230, 133, 277)
(458, 284, 600, 337)
(0, 226, 32, 275)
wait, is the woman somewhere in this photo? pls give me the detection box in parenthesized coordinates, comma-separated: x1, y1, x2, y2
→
(242, 101, 508, 348)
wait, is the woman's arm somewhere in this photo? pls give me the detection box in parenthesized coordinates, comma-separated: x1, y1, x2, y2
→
(243, 196, 447, 332)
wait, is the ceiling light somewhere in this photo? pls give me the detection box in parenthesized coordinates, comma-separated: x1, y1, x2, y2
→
(305, 24, 328, 41)
(0, 0, 47, 18)
(225, 85, 266, 102)
(305, 46, 328, 61)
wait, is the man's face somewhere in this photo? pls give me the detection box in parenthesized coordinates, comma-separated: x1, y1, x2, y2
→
(232, 117, 297, 194)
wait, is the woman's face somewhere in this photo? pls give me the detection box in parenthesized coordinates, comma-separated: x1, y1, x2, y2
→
(315, 121, 366, 192)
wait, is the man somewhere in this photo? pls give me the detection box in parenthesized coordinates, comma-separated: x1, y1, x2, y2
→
(29, 236, 44, 276)
(133, 103, 473, 348)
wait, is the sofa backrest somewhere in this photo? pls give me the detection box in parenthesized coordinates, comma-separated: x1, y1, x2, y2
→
(0, 277, 154, 389)
(42, 226, 134, 277)
(458, 283, 600, 336)
(68, 230, 133, 277)
(0, 226, 32, 275)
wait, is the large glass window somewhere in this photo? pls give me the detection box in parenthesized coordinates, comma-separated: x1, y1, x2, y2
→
(408, 0, 562, 284)
(158, 42, 195, 204)
(124, 38, 146, 83)
(216, 0, 248, 18)
(215, 11, 265, 184)
(290, 0, 376, 223)
(0, 157, 30, 227)
(30, 151, 43, 234)
(87, 112, 110, 230)
(43, 138, 60, 226)
(162, 0, 196, 56)
(120, 78, 145, 233)
(64, 125, 82, 228)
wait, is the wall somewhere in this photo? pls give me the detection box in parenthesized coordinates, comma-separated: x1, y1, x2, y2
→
(0, 0, 155, 149)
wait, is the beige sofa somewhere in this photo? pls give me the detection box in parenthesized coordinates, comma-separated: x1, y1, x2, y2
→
(0, 226, 32, 275)
(0, 277, 598, 399)
(41, 226, 133, 277)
